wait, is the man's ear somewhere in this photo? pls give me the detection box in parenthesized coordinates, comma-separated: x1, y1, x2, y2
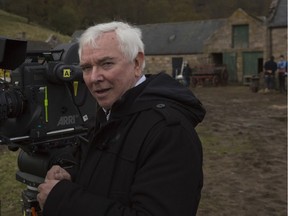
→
(134, 52, 145, 76)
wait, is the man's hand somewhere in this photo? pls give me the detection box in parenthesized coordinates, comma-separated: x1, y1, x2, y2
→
(37, 165, 71, 210)
(45, 165, 72, 181)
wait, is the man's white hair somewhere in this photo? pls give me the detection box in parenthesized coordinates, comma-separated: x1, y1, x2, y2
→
(78, 21, 145, 70)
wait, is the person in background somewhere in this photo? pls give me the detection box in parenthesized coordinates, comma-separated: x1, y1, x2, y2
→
(182, 61, 192, 87)
(277, 55, 287, 93)
(37, 21, 206, 216)
(263, 56, 278, 92)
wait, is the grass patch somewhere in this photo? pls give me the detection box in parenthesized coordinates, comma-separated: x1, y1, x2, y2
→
(196, 125, 254, 156)
(0, 9, 70, 42)
(0, 148, 25, 216)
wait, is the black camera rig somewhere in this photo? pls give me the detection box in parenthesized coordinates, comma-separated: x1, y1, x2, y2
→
(0, 37, 96, 216)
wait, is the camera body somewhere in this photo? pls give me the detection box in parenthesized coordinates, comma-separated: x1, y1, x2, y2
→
(0, 38, 96, 148)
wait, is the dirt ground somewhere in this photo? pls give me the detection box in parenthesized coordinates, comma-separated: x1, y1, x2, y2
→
(192, 85, 287, 216)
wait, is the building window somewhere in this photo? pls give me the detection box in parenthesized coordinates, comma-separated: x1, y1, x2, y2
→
(232, 25, 249, 48)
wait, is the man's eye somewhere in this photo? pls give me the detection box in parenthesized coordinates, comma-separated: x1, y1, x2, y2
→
(81, 65, 92, 72)
(102, 62, 113, 69)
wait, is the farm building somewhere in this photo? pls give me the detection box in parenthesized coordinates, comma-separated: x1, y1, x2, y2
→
(140, 0, 287, 84)
(202, 8, 266, 84)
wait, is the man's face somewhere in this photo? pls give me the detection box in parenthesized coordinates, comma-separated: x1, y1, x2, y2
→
(80, 32, 143, 109)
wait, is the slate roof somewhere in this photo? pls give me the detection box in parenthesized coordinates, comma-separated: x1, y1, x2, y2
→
(71, 20, 226, 55)
(139, 19, 225, 55)
(269, 0, 287, 27)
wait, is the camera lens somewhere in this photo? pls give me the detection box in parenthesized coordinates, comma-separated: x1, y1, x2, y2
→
(0, 88, 25, 121)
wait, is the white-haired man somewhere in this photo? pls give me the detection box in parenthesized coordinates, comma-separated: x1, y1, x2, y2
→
(37, 21, 205, 216)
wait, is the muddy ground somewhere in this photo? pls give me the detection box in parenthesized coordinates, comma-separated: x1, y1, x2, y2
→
(192, 85, 287, 216)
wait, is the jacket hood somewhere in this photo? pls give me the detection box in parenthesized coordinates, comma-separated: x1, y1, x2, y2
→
(111, 72, 206, 126)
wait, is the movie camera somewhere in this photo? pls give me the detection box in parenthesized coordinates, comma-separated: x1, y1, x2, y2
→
(0, 37, 96, 215)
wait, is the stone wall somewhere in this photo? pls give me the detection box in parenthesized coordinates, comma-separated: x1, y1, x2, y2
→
(270, 27, 287, 60)
(144, 54, 208, 76)
(205, 9, 266, 52)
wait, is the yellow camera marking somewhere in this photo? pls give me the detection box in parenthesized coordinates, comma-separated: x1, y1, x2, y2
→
(63, 69, 71, 77)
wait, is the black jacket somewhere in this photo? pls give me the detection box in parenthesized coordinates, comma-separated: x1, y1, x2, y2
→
(182, 65, 192, 77)
(264, 60, 277, 75)
(43, 72, 206, 216)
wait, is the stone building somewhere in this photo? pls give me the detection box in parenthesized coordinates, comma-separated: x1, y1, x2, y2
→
(140, 8, 268, 83)
(140, 0, 287, 84)
(203, 8, 266, 83)
(139, 19, 225, 77)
